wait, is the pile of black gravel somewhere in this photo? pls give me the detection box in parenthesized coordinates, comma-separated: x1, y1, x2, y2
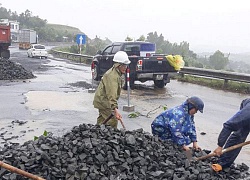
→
(0, 123, 249, 180)
(0, 59, 35, 80)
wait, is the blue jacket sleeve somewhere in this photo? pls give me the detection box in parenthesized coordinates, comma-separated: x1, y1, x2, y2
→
(188, 118, 197, 142)
(218, 109, 248, 147)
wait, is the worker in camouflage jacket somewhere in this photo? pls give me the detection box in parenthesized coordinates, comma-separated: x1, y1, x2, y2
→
(93, 51, 130, 128)
(212, 98, 250, 170)
(151, 96, 204, 151)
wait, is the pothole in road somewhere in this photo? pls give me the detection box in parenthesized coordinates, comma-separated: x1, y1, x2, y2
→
(139, 92, 155, 96)
(68, 81, 98, 89)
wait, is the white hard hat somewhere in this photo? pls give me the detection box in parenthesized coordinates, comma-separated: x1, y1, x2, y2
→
(113, 51, 131, 65)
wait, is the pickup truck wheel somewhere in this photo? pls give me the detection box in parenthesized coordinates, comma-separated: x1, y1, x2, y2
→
(92, 64, 100, 81)
(154, 80, 165, 88)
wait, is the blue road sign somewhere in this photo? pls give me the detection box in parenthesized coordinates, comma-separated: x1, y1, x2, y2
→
(76, 34, 86, 45)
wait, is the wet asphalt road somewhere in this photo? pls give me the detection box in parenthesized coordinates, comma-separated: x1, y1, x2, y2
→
(0, 46, 249, 167)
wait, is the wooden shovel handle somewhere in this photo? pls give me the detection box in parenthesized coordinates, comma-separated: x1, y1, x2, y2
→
(196, 140, 250, 161)
(196, 152, 217, 161)
(118, 119, 126, 129)
(102, 113, 126, 129)
(102, 113, 114, 125)
(222, 141, 250, 153)
(0, 161, 45, 180)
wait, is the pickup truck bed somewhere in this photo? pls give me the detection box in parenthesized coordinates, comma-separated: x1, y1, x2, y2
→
(127, 56, 177, 88)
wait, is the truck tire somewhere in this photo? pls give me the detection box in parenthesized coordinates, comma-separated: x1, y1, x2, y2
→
(92, 64, 100, 81)
(1, 50, 10, 60)
(154, 80, 165, 88)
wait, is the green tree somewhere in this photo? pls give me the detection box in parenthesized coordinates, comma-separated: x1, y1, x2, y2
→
(85, 36, 107, 55)
(209, 50, 229, 70)
(146, 32, 164, 52)
(125, 36, 133, 41)
(136, 35, 145, 41)
(0, 7, 11, 19)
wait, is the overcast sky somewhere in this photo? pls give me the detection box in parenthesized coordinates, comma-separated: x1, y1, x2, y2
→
(1, 0, 250, 53)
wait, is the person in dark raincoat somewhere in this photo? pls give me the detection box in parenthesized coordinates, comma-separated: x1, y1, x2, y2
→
(213, 98, 250, 170)
(151, 96, 204, 151)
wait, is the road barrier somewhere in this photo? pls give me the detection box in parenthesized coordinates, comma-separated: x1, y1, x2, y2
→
(180, 67, 250, 84)
(49, 50, 250, 84)
(49, 49, 93, 64)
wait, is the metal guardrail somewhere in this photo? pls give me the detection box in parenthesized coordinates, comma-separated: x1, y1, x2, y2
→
(180, 67, 250, 84)
(49, 49, 93, 64)
(49, 50, 250, 84)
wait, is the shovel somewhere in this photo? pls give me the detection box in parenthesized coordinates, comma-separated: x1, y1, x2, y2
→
(196, 140, 250, 161)
(102, 113, 126, 129)
(0, 160, 45, 180)
(186, 140, 250, 162)
(102, 113, 114, 125)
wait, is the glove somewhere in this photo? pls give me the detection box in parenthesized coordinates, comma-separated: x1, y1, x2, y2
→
(211, 164, 222, 172)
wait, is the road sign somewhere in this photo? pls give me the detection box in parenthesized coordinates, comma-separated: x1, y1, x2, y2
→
(76, 34, 86, 45)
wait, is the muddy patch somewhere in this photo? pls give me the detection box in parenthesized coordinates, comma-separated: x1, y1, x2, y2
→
(68, 81, 97, 89)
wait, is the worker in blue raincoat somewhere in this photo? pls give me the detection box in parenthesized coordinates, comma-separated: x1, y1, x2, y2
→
(151, 96, 204, 151)
(212, 98, 250, 171)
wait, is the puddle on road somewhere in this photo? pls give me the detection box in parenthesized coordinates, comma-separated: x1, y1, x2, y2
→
(25, 91, 86, 111)
(0, 90, 96, 146)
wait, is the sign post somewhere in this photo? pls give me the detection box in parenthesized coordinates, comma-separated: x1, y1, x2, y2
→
(76, 34, 86, 54)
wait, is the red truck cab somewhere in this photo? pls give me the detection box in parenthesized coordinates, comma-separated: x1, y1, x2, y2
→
(0, 20, 11, 59)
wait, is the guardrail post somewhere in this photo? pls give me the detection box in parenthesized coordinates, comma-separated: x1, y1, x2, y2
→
(123, 67, 135, 112)
(224, 79, 229, 89)
(180, 72, 185, 78)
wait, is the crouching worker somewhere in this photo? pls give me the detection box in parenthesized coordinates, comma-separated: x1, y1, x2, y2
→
(212, 98, 250, 171)
(93, 51, 131, 128)
(151, 96, 204, 151)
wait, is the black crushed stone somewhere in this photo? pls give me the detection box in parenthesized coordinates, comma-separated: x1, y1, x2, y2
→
(0, 59, 35, 80)
(0, 123, 249, 180)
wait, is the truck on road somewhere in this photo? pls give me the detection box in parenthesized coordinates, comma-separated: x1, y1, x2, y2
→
(91, 41, 182, 89)
(0, 19, 11, 59)
(19, 29, 37, 50)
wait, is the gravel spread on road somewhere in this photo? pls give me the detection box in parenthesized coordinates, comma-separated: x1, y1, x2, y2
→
(0, 123, 249, 180)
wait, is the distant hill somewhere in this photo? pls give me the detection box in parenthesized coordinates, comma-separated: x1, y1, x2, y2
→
(46, 24, 83, 35)
(229, 52, 250, 63)
(197, 52, 250, 64)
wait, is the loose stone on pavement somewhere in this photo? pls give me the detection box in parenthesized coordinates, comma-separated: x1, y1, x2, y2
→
(0, 123, 249, 179)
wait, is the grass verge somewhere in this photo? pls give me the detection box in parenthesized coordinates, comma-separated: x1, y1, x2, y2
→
(174, 75, 250, 94)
